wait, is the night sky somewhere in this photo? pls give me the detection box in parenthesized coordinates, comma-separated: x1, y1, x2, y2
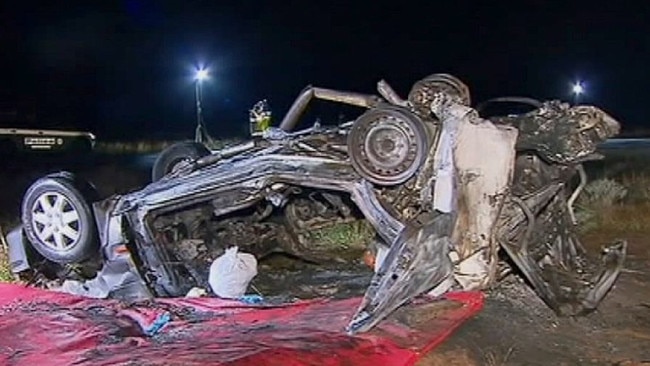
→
(1, 1, 648, 140)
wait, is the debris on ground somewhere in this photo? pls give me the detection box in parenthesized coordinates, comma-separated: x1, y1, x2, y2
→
(56, 278, 110, 298)
(185, 287, 207, 298)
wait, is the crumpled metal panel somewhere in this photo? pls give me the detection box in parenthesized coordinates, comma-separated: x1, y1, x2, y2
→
(448, 108, 519, 290)
(347, 213, 455, 334)
(497, 101, 620, 164)
(351, 84, 626, 330)
(492, 99, 626, 315)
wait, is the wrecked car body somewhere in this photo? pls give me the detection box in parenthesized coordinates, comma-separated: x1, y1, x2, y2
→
(5, 73, 625, 334)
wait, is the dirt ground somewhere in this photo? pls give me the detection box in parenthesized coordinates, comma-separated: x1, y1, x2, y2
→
(421, 232, 650, 366)
(251, 233, 650, 366)
(1, 153, 649, 366)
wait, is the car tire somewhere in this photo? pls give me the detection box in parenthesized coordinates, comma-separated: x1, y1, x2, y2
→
(151, 141, 210, 182)
(21, 173, 99, 264)
(348, 105, 430, 185)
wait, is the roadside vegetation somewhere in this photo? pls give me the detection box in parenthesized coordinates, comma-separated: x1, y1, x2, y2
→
(95, 140, 176, 154)
(576, 176, 650, 233)
(95, 138, 243, 154)
(577, 149, 650, 234)
(0, 226, 15, 282)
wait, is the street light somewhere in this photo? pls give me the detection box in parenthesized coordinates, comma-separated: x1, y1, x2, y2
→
(194, 68, 209, 143)
(196, 68, 209, 82)
(571, 81, 584, 104)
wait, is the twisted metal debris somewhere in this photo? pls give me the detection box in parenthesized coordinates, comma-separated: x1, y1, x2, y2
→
(6, 73, 626, 336)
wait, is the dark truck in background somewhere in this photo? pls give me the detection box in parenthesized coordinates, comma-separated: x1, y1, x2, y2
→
(0, 110, 96, 154)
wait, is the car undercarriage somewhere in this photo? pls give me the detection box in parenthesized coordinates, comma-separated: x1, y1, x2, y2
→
(5, 73, 626, 334)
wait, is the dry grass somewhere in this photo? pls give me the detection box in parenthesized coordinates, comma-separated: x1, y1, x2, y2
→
(584, 203, 650, 233)
(483, 346, 515, 366)
(0, 225, 16, 283)
(95, 138, 244, 154)
(95, 140, 177, 154)
(620, 173, 650, 203)
(576, 173, 650, 233)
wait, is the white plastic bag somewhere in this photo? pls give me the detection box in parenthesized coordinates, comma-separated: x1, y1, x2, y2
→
(208, 246, 258, 299)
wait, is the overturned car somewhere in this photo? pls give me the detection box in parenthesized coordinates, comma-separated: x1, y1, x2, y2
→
(5, 73, 625, 334)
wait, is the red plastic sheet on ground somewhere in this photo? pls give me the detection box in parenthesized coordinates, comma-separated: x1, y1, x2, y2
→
(0, 283, 483, 366)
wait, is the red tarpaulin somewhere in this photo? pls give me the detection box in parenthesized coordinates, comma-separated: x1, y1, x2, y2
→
(0, 283, 483, 366)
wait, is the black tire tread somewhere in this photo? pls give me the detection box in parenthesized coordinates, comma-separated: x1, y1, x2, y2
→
(21, 173, 99, 264)
(151, 141, 210, 182)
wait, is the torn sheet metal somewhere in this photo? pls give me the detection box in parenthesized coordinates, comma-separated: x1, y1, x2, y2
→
(347, 213, 455, 334)
(493, 103, 625, 315)
(430, 101, 460, 213)
(446, 103, 518, 290)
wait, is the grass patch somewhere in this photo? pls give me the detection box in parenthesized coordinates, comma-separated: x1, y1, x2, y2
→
(576, 172, 650, 233)
(576, 145, 650, 233)
(580, 203, 650, 233)
(0, 250, 13, 283)
(0, 225, 16, 283)
(619, 173, 650, 203)
(95, 140, 177, 154)
(309, 220, 375, 250)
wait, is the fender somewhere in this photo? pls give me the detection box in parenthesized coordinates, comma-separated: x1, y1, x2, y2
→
(5, 226, 31, 273)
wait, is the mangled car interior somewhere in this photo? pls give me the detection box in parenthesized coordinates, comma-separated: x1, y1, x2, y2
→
(5, 73, 626, 334)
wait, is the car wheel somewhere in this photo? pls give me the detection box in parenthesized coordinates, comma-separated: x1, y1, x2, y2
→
(407, 73, 471, 117)
(348, 105, 430, 185)
(21, 174, 99, 264)
(151, 141, 210, 182)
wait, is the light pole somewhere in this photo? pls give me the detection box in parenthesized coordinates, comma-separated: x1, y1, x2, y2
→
(571, 81, 584, 105)
(194, 68, 209, 143)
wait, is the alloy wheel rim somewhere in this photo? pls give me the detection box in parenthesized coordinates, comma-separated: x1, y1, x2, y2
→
(31, 192, 81, 251)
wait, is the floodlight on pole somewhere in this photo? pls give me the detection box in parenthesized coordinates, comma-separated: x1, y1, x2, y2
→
(572, 81, 584, 96)
(194, 67, 209, 143)
(195, 68, 209, 81)
(571, 81, 584, 104)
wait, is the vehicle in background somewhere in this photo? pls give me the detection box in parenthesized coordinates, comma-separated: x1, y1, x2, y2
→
(0, 110, 96, 154)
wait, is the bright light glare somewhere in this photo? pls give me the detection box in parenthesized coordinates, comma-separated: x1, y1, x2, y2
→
(572, 81, 584, 95)
(195, 68, 209, 81)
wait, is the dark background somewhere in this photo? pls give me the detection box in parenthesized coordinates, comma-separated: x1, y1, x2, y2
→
(1, 1, 647, 140)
